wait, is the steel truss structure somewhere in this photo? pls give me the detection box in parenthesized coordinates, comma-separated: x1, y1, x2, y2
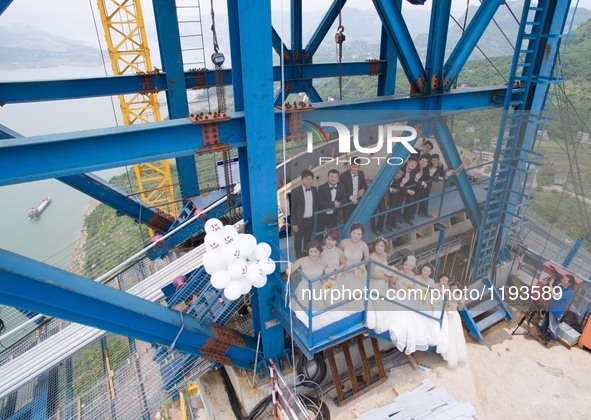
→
(0, 0, 576, 417)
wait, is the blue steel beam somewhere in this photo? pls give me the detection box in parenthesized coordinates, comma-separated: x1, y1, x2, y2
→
(432, 118, 482, 227)
(59, 173, 173, 232)
(291, 0, 303, 54)
(0, 0, 13, 15)
(30, 372, 50, 420)
(0, 87, 507, 186)
(0, 249, 258, 369)
(305, 0, 347, 57)
(563, 237, 584, 268)
(227, 0, 253, 236)
(0, 72, 222, 104)
(304, 81, 323, 103)
(344, 141, 412, 233)
(272, 26, 289, 58)
(0, 62, 388, 105)
(443, 0, 504, 91)
(152, 0, 200, 200)
(235, 0, 285, 361)
(377, 5, 400, 97)
(0, 126, 171, 231)
(373, 0, 427, 93)
(425, 0, 452, 94)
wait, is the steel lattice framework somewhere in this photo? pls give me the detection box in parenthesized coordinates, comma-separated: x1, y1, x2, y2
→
(0, 0, 579, 417)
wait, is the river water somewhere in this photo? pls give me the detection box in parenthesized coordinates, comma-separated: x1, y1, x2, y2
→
(0, 65, 128, 264)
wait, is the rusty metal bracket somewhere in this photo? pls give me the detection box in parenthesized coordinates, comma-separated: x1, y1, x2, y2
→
(432, 74, 440, 90)
(189, 112, 231, 153)
(137, 69, 162, 94)
(277, 101, 314, 141)
(200, 338, 232, 365)
(366, 59, 382, 76)
(410, 76, 427, 95)
(189, 68, 208, 89)
(211, 324, 245, 346)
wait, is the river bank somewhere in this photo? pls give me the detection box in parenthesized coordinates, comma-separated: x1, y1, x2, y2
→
(67, 199, 99, 276)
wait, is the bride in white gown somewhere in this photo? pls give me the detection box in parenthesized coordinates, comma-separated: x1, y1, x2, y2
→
(441, 279, 468, 368)
(367, 255, 434, 354)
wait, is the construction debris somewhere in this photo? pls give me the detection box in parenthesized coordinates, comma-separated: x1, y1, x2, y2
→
(357, 379, 476, 420)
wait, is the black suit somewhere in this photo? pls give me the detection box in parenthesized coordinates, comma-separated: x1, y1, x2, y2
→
(290, 185, 316, 258)
(340, 170, 367, 222)
(317, 182, 348, 231)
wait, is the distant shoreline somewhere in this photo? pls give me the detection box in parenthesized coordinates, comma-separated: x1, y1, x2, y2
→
(68, 199, 99, 276)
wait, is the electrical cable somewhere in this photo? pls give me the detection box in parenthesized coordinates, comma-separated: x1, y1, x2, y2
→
(296, 353, 327, 388)
(300, 395, 331, 420)
(449, 14, 508, 83)
(504, 1, 521, 26)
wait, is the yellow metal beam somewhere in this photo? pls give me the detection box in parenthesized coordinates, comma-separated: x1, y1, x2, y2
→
(97, 0, 178, 220)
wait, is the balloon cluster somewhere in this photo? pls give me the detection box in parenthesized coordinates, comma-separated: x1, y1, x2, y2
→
(202, 218, 276, 301)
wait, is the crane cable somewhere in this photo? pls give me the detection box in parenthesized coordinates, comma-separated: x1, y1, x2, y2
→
(335, 0, 345, 100)
(210, 0, 234, 215)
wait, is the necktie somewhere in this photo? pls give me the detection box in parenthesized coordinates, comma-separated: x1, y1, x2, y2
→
(305, 188, 311, 192)
(331, 187, 337, 191)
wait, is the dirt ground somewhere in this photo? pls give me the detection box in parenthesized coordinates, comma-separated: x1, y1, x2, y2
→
(329, 316, 591, 420)
(197, 315, 591, 419)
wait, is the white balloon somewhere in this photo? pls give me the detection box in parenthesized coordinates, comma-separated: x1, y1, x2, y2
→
(224, 281, 242, 300)
(235, 235, 256, 256)
(246, 263, 262, 283)
(205, 232, 224, 252)
(258, 258, 276, 275)
(221, 229, 237, 246)
(244, 234, 257, 250)
(221, 225, 238, 235)
(255, 243, 272, 260)
(253, 274, 268, 288)
(205, 218, 223, 234)
(239, 278, 252, 294)
(203, 250, 225, 274)
(245, 252, 258, 262)
(210, 270, 232, 289)
(221, 245, 243, 265)
(228, 261, 248, 279)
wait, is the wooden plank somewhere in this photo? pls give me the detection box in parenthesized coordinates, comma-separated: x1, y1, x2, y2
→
(371, 337, 386, 378)
(406, 354, 420, 370)
(326, 347, 345, 403)
(337, 376, 388, 406)
(342, 342, 359, 394)
(356, 335, 372, 386)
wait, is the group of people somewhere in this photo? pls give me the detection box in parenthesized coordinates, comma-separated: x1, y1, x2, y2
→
(289, 140, 454, 259)
(286, 223, 468, 368)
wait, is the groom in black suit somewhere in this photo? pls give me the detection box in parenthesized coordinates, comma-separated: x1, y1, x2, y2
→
(317, 169, 348, 231)
(290, 169, 317, 258)
(340, 163, 367, 223)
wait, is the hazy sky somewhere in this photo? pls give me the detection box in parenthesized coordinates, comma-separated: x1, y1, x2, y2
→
(3, 0, 591, 44)
(1, 0, 590, 68)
